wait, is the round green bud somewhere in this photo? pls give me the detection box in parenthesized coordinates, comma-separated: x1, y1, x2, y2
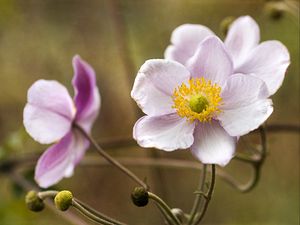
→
(220, 16, 236, 36)
(25, 191, 45, 212)
(189, 95, 209, 113)
(54, 190, 73, 211)
(131, 187, 149, 207)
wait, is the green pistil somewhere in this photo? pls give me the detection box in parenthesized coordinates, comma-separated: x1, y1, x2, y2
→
(189, 95, 209, 113)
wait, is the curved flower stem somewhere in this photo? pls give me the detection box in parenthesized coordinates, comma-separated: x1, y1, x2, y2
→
(4, 171, 88, 225)
(1, 152, 265, 194)
(187, 164, 207, 225)
(37, 190, 127, 225)
(155, 204, 175, 225)
(71, 199, 116, 225)
(38, 190, 58, 199)
(192, 164, 216, 225)
(242, 126, 267, 191)
(231, 126, 267, 192)
(148, 192, 181, 225)
(0, 125, 268, 195)
(74, 124, 148, 190)
(73, 198, 127, 225)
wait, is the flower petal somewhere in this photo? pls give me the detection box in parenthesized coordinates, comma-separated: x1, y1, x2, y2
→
(235, 41, 290, 96)
(187, 36, 233, 87)
(164, 24, 215, 65)
(133, 114, 195, 151)
(191, 120, 236, 166)
(131, 59, 190, 116)
(218, 74, 273, 136)
(35, 130, 89, 188)
(225, 16, 260, 68)
(23, 80, 75, 144)
(72, 55, 101, 133)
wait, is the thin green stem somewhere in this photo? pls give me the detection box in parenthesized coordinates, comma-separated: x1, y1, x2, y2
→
(154, 201, 176, 225)
(6, 171, 88, 225)
(234, 154, 260, 164)
(36, 190, 126, 225)
(148, 192, 181, 225)
(188, 164, 207, 225)
(192, 164, 216, 225)
(38, 190, 58, 200)
(241, 126, 267, 192)
(72, 199, 116, 225)
(74, 124, 148, 190)
(74, 198, 126, 225)
(226, 126, 267, 193)
(234, 126, 267, 192)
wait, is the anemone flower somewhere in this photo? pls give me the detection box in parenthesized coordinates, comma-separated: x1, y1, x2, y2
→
(165, 15, 290, 96)
(23, 55, 100, 188)
(132, 36, 273, 166)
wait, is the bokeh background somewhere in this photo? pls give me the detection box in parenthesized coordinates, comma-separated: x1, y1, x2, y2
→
(0, 0, 299, 224)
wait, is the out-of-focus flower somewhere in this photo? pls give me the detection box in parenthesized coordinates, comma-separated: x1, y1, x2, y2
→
(132, 37, 273, 166)
(165, 15, 290, 96)
(23, 55, 100, 188)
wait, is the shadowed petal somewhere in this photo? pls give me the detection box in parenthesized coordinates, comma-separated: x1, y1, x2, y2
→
(235, 41, 290, 96)
(225, 16, 260, 68)
(133, 114, 195, 151)
(187, 36, 233, 87)
(164, 24, 214, 65)
(72, 55, 101, 133)
(131, 59, 190, 116)
(34, 130, 89, 188)
(219, 74, 273, 136)
(191, 120, 236, 166)
(23, 80, 75, 144)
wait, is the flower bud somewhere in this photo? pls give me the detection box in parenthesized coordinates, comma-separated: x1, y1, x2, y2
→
(171, 208, 185, 223)
(220, 16, 235, 36)
(25, 191, 45, 212)
(131, 187, 149, 207)
(54, 190, 73, 211)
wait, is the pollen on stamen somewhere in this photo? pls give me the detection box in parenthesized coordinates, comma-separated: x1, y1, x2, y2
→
(172, 77, 222, 123)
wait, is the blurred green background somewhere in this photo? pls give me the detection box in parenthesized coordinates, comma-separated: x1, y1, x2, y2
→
(0, 0, 299, 224)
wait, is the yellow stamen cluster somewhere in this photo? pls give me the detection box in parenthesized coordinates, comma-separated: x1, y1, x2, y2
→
(172, 77, 222, 122)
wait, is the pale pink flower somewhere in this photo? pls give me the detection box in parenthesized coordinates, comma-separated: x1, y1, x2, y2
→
(165, 16, 290, 96)
(132, 37, 273, 166)
(23, 55, 100, 188)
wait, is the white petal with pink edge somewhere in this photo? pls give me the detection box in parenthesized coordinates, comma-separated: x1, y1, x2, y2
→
(187, 36, 233, 87)
(164, 24, 215, 65)
(235, 41, 290, 96)
(34, 131, 89, 188)
(131, 59, 190, 116)
(133, 114, 195, 151)
(225, 16, 260, 68)
(23, 80, 75, 144)
(219, 74, 273, 136)
(191, 120, 236, 166)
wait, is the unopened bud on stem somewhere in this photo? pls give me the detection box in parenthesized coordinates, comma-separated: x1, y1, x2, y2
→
(131, 187, 149, 207)
(54, 190, 73, 211)
(25, 190, 45, 212)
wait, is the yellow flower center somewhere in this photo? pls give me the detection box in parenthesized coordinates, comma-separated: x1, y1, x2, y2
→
(172, 77, 222, 122)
